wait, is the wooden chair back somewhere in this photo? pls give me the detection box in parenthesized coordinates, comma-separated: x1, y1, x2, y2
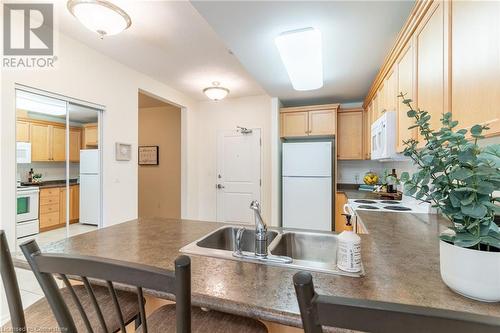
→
(20, 238, 191, 333)
(293, 271, 500, 333)
(0, 230, 26, 331)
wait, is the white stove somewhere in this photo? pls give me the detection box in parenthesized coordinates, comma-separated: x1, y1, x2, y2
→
(344, 197, 432, 234)
(347, 197, 432, 214)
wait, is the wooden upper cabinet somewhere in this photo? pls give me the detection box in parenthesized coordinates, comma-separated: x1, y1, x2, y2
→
(337, 109, 363, 160)
(51, 125, 66, 162)
(308, 110, 336, 136)
(280, 104, 338, 138)
(377, 85, 386, 117)
(30, 123, 51, 161)
(415, 0, 447, 139)
(451, 1, 500, 136)
(281, 112, 309, 137)
(69, 129, 82, 162)
(16, 121, 30, 142)
(396, 42, 418, 153)
(83, 123, 98, 148)
(385, 67, 398, 112)
(372, 93, 379, 121)
(364, 104, 373, 159)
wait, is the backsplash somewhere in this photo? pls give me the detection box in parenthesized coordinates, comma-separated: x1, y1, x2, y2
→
(337, 158, 418, 184)
(17, 162, 80, 182)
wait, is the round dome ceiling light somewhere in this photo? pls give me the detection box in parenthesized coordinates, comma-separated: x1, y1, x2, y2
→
(67, 0, 132, 38)
(203, 82, 230, 101)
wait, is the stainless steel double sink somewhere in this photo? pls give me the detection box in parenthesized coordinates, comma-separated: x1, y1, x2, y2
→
(180, 226, 364, 277)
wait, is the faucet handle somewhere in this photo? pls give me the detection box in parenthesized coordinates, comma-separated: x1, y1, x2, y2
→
(250, 200, 261, 212)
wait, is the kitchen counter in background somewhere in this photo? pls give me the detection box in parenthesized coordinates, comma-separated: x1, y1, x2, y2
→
(21, 179, 79, 189)
(13, 213, 498, 329)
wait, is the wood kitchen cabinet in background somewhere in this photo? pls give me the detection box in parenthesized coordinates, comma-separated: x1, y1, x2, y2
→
(40, 184, 80, 232)
(17, 117, 83, 162)
(280, 104, 338, 138)
(363, 0, 500, 148)
(16, 120, 30, 142)
(83, 123, 98, 148)
(337, 108, 364, 160)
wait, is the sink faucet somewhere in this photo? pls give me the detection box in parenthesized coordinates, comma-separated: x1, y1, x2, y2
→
(250, 200, 267, 257)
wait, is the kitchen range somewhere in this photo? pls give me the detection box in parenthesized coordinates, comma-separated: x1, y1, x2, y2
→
(344, 197, 432, 234)
(16, 184, 40, 239)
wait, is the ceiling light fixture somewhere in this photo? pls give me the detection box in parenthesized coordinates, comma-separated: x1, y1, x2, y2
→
(275, 27, 323, 91)
(203, 82, 230, 101)
(67, 0, 132, 38)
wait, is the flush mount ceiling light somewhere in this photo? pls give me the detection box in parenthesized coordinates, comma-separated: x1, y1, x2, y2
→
(275, 27, 323, 91)
(203, 82, 230, 101)
(67, 0, 132, 38)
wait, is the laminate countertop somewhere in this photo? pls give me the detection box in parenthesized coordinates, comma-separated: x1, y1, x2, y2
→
(13, 213, 500, 329)
(21, 179, 79, 189)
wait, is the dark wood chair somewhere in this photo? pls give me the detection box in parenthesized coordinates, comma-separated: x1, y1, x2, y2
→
(20, 237, 268, 333)
(293, 271, 500, 333)
(0, 230, 140, 333)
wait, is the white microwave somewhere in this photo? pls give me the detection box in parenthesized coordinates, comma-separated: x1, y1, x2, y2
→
(371, 111, 397, 160)
(17, 142, 32, 164)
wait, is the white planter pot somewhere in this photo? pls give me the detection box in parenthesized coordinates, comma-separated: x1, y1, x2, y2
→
(440, 240, 500, 302)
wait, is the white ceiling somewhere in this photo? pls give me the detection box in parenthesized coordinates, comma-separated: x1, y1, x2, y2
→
(191, 1, 415, 106)
(55, 1, 265, 101)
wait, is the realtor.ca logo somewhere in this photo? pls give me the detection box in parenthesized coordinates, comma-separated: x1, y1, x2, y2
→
(3, 3, 57, 69)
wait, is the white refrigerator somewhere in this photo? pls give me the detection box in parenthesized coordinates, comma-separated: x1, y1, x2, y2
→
(79, 149, 100, 226)
(282, 141, 332, 231)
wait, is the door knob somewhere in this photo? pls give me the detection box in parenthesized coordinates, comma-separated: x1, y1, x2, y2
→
(216, 184, 225, 189)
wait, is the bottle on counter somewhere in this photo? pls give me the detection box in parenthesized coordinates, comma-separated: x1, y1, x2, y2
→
(28, 168, 33, 183)
(337, 231, 361, 273)
(387, 168, 398, 193)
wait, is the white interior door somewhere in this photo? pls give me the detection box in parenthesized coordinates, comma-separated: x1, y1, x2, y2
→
(216, 129, 261, 224)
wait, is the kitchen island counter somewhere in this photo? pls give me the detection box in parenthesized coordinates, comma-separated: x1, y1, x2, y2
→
(13, 214, 499, 328)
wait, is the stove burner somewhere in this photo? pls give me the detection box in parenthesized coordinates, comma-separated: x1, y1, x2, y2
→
(380, 200, 402, 205)
(354, 200, 377, 204)
(358, 205, 380, 210)
(384, 206, 412, 211)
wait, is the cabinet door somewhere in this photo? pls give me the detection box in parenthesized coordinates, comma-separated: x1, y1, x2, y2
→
(30, 123, 50, 161)
(69, 129, 81, 162)
(364, 104, 372, 159)
(335, 192, 352, 232)
(372, 94, 379, 121)
(415, 1, 446, 140)
(51, 126, 66, 162)
(397, 43, 418, 152)
(451, 1, 500, 136)
(378, 84, 386, 116)
(16, 121, 30, 142)
(84, 125, 98, 147)
(71, 185, 80, 221)
(309, 110, 336, 136)
(386, 68, 398, 112)
(337, 111, 363, 160)
(281, 112, 309, 137)
(59, 187, 67, 226)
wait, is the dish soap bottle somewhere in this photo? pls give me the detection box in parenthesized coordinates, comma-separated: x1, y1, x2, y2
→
(337, 231, 361, 273)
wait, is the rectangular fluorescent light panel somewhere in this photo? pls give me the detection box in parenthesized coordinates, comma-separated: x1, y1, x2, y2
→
(275, 27, 323, 91)
(16, 90, 67, 116)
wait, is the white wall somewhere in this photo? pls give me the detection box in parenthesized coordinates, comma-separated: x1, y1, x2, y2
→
(1, 32, 198, 247)
(190, 95, 274, 224)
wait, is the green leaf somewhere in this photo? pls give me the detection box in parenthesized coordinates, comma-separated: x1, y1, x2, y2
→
(450, 167, 473, 181)
(407, 110, 417, 117)
(461, 202, 488, 219)
(454, 231, 480, 248)
(476, 181, 495, 195)
(400, 172, 410, 182)
(470, 124, 483, 136)
(478, 144, 500, 168)
(484, 201, 500, 214)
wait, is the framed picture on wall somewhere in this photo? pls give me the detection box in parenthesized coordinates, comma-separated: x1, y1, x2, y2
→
(139, 146, 159, 165)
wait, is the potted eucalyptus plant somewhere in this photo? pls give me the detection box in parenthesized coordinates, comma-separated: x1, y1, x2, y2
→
(398, 93, 500, 302)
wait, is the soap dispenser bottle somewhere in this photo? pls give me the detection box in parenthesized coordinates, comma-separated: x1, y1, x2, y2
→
(337, 231, 361, 273)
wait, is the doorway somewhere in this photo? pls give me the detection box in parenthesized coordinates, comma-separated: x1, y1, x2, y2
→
(15, 87, 103, 247)
(138, 91, 181, 219)
(216, 128, 261, 224)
